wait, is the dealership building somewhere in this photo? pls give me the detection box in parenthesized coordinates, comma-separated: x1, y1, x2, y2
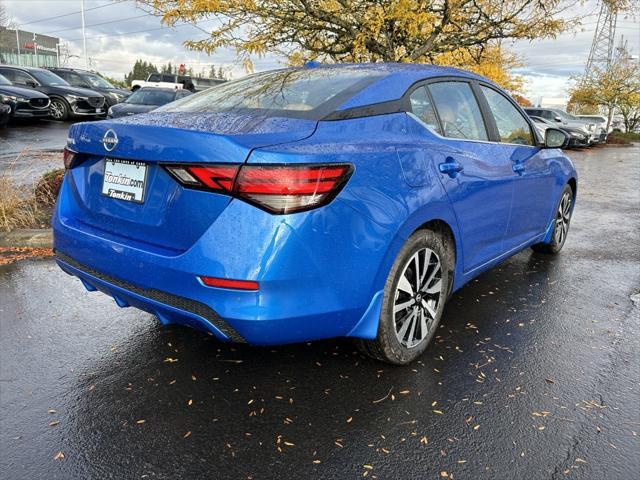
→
(0, 27, 60, 67)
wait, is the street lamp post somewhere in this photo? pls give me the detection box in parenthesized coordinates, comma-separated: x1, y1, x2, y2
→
(15, 28, 21, 66)
(81, 0, 88, 69)
(33, 33, 38, 67)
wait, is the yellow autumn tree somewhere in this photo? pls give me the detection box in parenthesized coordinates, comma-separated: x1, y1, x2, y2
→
(568, 46, 640, 130)
(141, 0, 633, 92)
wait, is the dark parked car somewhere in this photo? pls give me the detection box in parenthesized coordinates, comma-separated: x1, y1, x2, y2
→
(0, 103, 10, 127)
(0, 73, 50, 119)
(0, 66, 106, 120)
(107, 87, 192, 118)
(529, 116, 589, 148)
(48, 67, 130, 108)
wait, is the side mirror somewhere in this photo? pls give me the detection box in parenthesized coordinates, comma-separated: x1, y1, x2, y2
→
(554, 116, 562, 122)
(544, 128, 569, 149)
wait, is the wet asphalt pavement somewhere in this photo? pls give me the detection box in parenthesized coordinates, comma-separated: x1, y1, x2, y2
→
(0, 119, 70, 156)
(1, 146, 639, 480)
(0, 120, 70, 186)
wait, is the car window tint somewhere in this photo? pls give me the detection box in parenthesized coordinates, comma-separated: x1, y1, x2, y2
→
(66, 72, 86, 86)
(148, 74, 161, 82)
(408, 86, 442, 135)
(541, 110, 554, 120)
(162, 74, 174, 83)
(428, 82, 488, 141)
(0, 68, 14, 82)
(13, 70, 35, 86)
(480, 86, 533, 146)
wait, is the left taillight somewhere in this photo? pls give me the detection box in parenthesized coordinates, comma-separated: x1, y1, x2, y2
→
(63, 147, 77, 170)
(163, 163, 353, 214)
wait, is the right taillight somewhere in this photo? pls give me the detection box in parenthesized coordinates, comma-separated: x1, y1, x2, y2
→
(63, 147, 77, 170)
(163, 163, 353, 214)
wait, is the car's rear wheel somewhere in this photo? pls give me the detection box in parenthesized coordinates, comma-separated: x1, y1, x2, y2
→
(49, 98, 69, 121)
(532, 184, 573, 254)
(357, 228, 452, 365)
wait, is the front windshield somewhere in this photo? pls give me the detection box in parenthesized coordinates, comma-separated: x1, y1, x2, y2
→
(84, 73, 113, 89)
(156, 67, 387, 119)
(555, 109, 577, 121)
(31, 70, 69, 86)
(0, 74, 11, 86)
(125, 89, 175, 106)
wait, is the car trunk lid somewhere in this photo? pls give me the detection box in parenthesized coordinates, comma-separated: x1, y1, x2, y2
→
(65, 112, 317, 253)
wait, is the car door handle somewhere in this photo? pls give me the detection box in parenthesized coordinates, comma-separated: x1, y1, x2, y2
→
(439, 159, 464, 178)
(513, 162, 525, 175)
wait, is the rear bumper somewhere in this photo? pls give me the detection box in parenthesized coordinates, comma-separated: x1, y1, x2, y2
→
(52, 174, 390, 345)
(55, 252, 243, 341)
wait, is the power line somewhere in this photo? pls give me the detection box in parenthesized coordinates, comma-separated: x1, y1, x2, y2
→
(40, 13, 155, 35)
(17, 0, 129, 27)
(64, 19, 217, 42)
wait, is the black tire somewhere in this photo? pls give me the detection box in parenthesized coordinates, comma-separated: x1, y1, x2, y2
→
(357, 228, 453, 365)
(49, 98, 69, 121)
(532, 184, 573, 254)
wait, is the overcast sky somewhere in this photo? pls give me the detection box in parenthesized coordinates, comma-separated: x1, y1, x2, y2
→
(3, 0, 639, 101)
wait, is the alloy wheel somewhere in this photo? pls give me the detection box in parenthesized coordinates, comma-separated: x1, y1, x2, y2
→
(50, 101, 64, 120)
(554, 191, 572, 245)
(393, 248, 443, 348)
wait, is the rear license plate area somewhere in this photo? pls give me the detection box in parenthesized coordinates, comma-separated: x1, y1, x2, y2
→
(101, 158, 148, 203)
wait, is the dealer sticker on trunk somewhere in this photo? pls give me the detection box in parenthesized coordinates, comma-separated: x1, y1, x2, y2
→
(101, 158, 148, 203)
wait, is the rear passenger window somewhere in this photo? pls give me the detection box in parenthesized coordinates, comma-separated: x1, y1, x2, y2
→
(409, 87, 442, 135)
(428, 82, 488, 141)
(480, 86, 534, 146)
(162, 74, 175, 83)
(148, 74, 161, 82)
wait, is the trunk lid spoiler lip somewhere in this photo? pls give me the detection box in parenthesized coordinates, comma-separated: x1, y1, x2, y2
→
(67, 112, 319, 164)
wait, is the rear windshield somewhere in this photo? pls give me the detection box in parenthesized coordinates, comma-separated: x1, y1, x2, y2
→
(155, 68, 386, 119)
(126, 89, 176, 106)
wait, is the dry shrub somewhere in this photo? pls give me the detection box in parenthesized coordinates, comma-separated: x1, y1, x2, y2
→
(0, 163, 63, 232)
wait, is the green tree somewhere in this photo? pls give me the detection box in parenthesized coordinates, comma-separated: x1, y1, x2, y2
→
(217, 67, 224, 80)
(124, 59, 159, 86)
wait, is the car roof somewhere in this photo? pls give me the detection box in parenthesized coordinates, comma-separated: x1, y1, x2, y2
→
(0, 65, 46, 73)
(137, 87, 179, 93)
(292, 63, 492, 111)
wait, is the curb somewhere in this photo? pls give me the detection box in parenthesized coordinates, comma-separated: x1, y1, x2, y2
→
(0, 229, 53, 248)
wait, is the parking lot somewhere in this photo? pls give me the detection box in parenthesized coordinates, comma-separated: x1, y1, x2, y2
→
(0, 144, 638, 479)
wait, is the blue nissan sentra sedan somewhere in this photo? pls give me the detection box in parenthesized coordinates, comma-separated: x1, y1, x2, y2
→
(53, 63, 576, 364)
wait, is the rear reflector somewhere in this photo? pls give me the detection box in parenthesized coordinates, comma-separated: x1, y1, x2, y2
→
(163, 163, 353, 214)
(199, 276, 259, 291)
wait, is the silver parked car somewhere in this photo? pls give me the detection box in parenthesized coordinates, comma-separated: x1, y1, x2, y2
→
(577, 115, 608, 142)
(525, 108, 598, 145)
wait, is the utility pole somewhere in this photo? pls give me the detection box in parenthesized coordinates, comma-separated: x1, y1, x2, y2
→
(584, 1, 618, 78)
(81, 0, 88, 69)
(33, 33, 38, 66)
(15, 28, 20, 66)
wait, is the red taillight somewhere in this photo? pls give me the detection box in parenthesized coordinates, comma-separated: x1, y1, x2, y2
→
(63, 148, 77, 170)
(199, 276, 259, 291)
(164, 163, 353, 214)
(187, 165, 239, 192)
